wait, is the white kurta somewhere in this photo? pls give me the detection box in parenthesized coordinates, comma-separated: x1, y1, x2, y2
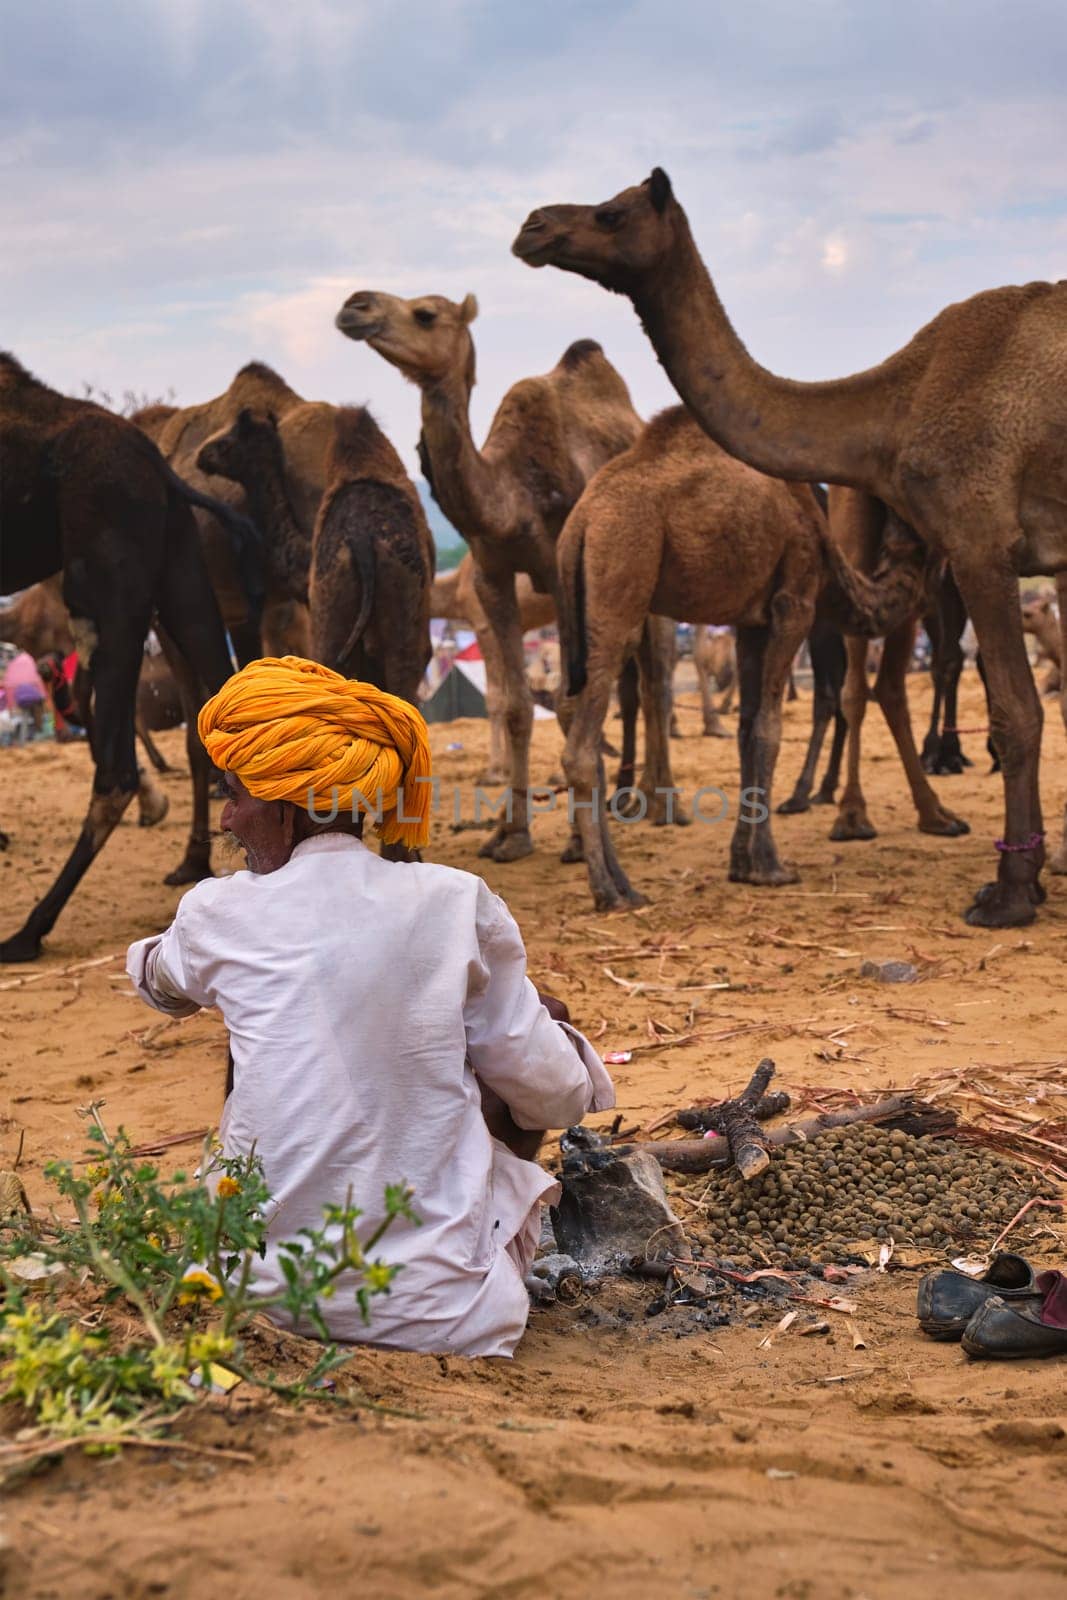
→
(126, 834, 613, 1357)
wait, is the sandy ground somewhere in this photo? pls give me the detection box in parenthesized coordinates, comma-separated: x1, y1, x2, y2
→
(3, 669, 1067, 1599)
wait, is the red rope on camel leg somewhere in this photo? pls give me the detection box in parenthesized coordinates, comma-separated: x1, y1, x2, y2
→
(994, 832, 1045, 854)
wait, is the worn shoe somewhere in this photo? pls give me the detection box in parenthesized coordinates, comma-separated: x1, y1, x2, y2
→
(917, 1252, 1039, 1340)
(962, 1275, 1067, 1359)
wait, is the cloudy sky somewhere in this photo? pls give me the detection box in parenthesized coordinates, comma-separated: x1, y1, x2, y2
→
(6, 0, 1066, 490)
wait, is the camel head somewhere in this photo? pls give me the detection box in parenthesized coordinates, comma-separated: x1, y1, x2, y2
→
(511, 168, 679, 293)
(1021, 592, 1057, 632)
(197, 407, 281, 484)
(335, 290, 479, 390)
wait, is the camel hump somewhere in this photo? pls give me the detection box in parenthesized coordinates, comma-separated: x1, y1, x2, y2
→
(234, 360, 288, 386)
(559, 339, 604, 369)
(329, 405, 408, 490)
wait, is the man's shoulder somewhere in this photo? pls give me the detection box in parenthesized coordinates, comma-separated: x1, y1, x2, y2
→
(172, 869, 249, 924)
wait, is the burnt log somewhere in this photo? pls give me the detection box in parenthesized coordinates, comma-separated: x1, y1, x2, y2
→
(716, 1058, 776, 1180)
(621, 1095, 912, 1174)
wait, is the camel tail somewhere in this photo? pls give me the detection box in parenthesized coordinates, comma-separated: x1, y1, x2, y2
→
(130, 429, 266, 623)
(335, 532, 377, 669)
(558, 527, 588, 697)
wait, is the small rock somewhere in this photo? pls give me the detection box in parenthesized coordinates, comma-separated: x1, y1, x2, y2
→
(525, 1252, 584, 1304)
(859, 959, 919, 984)
(551, 1150, 688, 1273)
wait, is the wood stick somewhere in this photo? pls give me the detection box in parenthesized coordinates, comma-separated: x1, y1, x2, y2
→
(627, 1096, 909, 1173)
(676, 1091, 791, 1133)
(717, 1058, 776, 1181)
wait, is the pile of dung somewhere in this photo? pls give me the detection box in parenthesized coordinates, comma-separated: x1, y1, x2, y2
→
(670, 1123, 1033, 1269)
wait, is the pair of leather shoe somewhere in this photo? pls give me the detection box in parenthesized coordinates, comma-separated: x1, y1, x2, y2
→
(917, 1253, 1067, 1358)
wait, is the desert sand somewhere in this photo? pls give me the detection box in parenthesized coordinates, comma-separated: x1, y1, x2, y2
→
(2, 667, 1066, 1600)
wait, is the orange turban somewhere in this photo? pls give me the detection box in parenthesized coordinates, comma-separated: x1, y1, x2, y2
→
(198, 656, 432, 849)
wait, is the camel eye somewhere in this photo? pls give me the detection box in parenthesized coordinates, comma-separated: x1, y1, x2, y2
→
(414, 308, 437, 327)
(595, 209, 624, 230)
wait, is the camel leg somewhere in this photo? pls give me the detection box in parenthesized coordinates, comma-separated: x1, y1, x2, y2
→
(137, 719, 172, 775)
(474, 571, 535, 863)
(729, 594, 809, 886)
(612, 656, 639, 794)
(136, 764, 170, 827)
(816, 704, 848, 804)
(778, 622, 844, 814)
(871, 622, 970, 837)
(950, 553, 1044, 927)
(631, 618, 690, 826)
(829, 636, 877, 840)
(562, 677, 645, 912)
(1048, 571, 1067, 874)
(477, 620, 510, 786)
(153, 505, 234, 887)
(921, 571, 970, 775)
(0, 607, 146, 963)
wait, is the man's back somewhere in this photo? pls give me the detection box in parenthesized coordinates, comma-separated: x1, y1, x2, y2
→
(128, 833, 611, 1355)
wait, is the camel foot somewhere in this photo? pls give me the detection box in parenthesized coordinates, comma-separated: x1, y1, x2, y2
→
(830, 811, 877, 842)
(601, 737, 620, 758)
(777, 794, 811, 816)
(0, 927, 43, 964)
(138, 791, 170, 829)
(650, 800, 691, 828)
(669, 719, 681, 740)
(560, 837, 584, 865)
(0, 829, 9, 852)
(478, 768, 509, 787)
(964, 880, 1041, 928)
(592, 884, 648, 913)
(702, 725, 731, 739)
(164, 857, 213, 887)
(479, 829, 535, 864)
(918, 810, 970, 838)
(729, 859, 800, 888)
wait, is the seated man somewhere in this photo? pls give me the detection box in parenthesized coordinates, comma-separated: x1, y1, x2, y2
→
(127, 656, 612, 1358)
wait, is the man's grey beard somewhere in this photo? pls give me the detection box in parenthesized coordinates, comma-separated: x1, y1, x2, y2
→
(219, 830, 259, 871)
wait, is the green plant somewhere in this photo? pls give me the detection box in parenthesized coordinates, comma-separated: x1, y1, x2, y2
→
(0, 1108, 416, 1457)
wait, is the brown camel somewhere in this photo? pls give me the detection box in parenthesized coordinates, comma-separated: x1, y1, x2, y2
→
(554, 407, 925, 909)
(1022, 590, 1061, 693)
(513, 168, 1067, 927)
(0, 577, 74, 658)
(0, 585, 183, 776)
(692, 626, 735, 737)
(334, 288, 647, 862)
(430, 555, 554, 782)
(198, 406, 434, 709)
(133, 361, 331, 661)
(0, 353, 240, 962)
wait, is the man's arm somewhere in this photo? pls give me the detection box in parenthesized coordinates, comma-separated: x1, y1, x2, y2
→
(126, 909, 208, 1018)
(464, 889, 615, 1133)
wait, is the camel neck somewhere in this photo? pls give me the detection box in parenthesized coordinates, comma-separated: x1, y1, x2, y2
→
(419, 373, 514, 542)
(632, 217, 908, 488)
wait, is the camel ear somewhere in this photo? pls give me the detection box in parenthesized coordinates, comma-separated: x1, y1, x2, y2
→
(649, 168, 673, 213)
(459, 293, 479, 325)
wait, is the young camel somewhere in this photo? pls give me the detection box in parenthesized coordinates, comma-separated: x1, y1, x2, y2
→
(0, 354, 240, 962)
(514, 168, 1067, 926)
(692, 627, 735, 737)
(134, 361, 334, 662)
(1022, 590, 1062, 693)
(334, 289, 656, 862)
(555, 407, 925, 910)
(197, 407, 433, 707)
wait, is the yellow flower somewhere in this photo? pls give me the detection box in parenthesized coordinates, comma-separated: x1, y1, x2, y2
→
(364, 1262, 394, 1294)
(85, 1163, 109, 1184)
(147, 1234, 164, 1251)
(188, 1330, 235, 1364)
(177, 1269, 223, 1305)
(216, 1176, 240, 1199)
